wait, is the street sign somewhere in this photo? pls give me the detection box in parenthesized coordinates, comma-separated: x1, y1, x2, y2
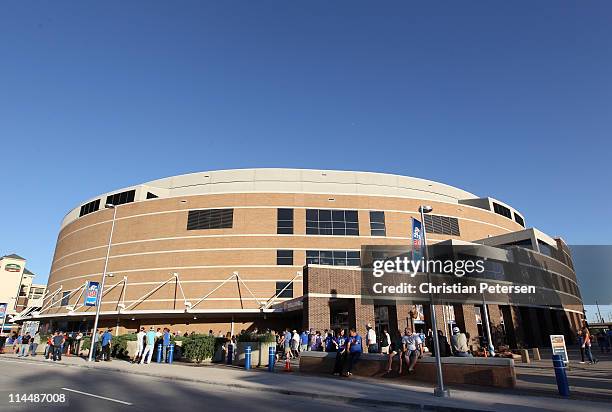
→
(550, 334, 568, 363)
(85, 281, 100, 306)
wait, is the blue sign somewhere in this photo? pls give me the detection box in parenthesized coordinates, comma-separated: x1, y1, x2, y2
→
(0, 302, 7, 319)
(412, 218, 423, 261)
(85, 281, 100, 306)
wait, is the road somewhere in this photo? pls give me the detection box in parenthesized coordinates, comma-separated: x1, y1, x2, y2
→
(0, 358, 391, 412)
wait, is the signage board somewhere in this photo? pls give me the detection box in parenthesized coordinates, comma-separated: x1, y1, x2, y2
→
(550, 334, 568, 363)
(84, 281, 100, 307)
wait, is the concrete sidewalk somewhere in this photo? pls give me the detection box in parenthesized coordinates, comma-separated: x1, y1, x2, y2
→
(1, 353, 609, 412)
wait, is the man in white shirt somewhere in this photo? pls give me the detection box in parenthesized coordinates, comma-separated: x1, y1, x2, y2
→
(366, 323, 378, 353)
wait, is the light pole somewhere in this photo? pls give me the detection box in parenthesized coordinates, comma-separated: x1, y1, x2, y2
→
(88, 204, 117, 362)
(420, 205, 450, 398)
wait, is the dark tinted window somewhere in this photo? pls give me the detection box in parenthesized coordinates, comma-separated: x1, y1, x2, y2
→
(277, 250, 294, 265)
(493, 202, 512, 219)
(275, 281, 293, 298)
(369, 211, 386, 236)
(187, 209, 233, 230)
(106, 189, 136, 207)
(306, 250, 360, 266)
(79, 199, 101, 217)
(146, 192, 158, 199)
(514, 213, 525, 227)
(60, 291, 71, 306)
(277, 208, 294, 234)
(306, 209, 359, 236)
(423, 214, 460, 236)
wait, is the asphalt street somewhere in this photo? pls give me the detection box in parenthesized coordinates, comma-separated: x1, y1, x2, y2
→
(0, 358, 392, 412)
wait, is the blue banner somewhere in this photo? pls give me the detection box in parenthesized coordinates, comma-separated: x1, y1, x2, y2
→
(412, 218, 423, 261)
(0, 302, 7, 319)
(85, 281, 100, 306)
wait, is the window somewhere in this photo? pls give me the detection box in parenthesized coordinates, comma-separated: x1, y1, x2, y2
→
(106, 189, 136, 206)
(493, 202, 512, 219)
(79, 199, 100, 217)
(19, 285, 28, 297)
(146, 192, 158, 199)
(538, 240, 553, 257)
(514, 213, 525, 227)
(276, 250, 294, 265)
(187, 209, 233, 230)
(423, 214, 460, 236)
(275, 281, 293, 298)
(369, 211, 386, 236)
(277, 208, 294, 234)
(306, 209, 359, 236)
(306, 250, 361, 266)
(60, 291, 71, 306)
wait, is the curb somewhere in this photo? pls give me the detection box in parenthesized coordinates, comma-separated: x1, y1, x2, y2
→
(1, 355, 492, 412)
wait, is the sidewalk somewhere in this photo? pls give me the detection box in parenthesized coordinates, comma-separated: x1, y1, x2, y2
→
(1, 353, 609, 412)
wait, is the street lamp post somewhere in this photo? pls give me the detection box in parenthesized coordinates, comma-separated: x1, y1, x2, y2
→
(420, 205, 450, 398)
(88, 204, 117, 362)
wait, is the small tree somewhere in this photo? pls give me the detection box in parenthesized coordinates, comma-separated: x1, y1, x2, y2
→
(181, 334, 215, 363)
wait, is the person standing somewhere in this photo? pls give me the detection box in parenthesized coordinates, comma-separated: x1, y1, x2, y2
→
(332, 329, 347, 376)
(281, 328, 293, 360)
(135, 327, 146, 363)
(19, 333, 31, 357)
(343, 328, 362, 377)
(577, 330, 585, 363)
(31, 332, 40, 356)
(162, 328, 171, 363)
(380, 328, 391, 355)
(74, 332, 83, 355)
(299, 330, 309, 353)
(52, 331, 65, 361)
(101, 328, 112, 361)
(44, 335, 53, 360)
(366, 324, 378, 354)
(140, 327, 156, 364)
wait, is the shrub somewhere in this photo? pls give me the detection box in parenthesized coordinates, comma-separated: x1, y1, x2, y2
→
(181, 334, 215, 363)
(111, 333, 137, 358)
(237, 332, 277, 343)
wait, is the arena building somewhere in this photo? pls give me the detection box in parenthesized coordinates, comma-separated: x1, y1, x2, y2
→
(31, 169, 583, 348)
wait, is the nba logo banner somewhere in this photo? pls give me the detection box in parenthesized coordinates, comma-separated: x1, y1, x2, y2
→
(412, 218, 423, 261)
(85, 282, 100, 306)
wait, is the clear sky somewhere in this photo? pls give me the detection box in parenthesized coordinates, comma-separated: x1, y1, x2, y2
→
(1, 1, 611, 285)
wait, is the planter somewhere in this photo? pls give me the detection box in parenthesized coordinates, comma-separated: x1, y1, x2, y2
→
(235, 342, 259, 366)
(257, 341, 276, 367)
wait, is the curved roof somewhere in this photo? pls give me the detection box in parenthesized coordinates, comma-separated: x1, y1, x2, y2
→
(61, 168, 480, 228)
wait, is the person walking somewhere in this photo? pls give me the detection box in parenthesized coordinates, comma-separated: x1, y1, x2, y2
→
(101, 328, 112, 361)
(366, 323, 378, 353)
(140, 327, 156, 364)
(577, 329, 585, 363)
(162, 328, 171, 363)
(582, 324, 598, 364)
(52, 331, 65, 361)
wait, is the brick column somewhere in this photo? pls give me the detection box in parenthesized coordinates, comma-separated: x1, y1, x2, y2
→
(304, 296, 330, 332)
(460, 304, 480, 350)
(354, 299, 375, 350)
(508, 305, 525, 348)
(396, 304, 411, 334)
(486, 304, 501, 347)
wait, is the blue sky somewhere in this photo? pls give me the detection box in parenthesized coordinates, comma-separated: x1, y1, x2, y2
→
(1, 1, 611, 285)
